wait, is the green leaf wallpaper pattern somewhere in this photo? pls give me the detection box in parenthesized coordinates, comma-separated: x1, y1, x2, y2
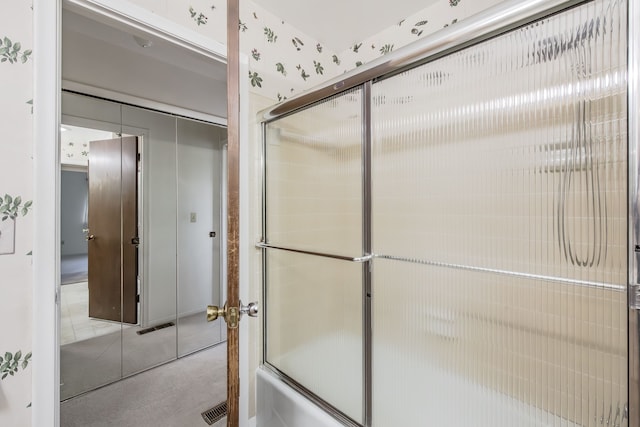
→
(0, 351, 32, 380)
(189, 6, 208, 25)
(61, 140, 89, 162)
(249, 71, 263, 87)
(2, 0, 35, 415)
(0, 194, 32, 221)
(234, 0, 491, 99)
(291, 37, 304, 51)
(295, 64, 309, 81)
(0, 36, 32, 64)
(275, 62, 287, 76)
(411, 20, 428, 37)
(264, 27, 277, 43)
(379, 44, 394, 55)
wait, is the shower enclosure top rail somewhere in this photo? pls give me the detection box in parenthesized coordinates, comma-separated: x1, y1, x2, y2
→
(259, 0, 585, 123)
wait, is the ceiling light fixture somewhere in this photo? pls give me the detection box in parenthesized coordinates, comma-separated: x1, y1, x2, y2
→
(133, 35, 153, 48)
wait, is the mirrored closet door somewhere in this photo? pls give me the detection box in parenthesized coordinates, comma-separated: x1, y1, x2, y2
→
(60, 91, 227, 400)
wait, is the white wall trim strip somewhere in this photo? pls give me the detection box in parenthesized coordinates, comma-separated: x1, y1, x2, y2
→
(33, 0, 61, 425)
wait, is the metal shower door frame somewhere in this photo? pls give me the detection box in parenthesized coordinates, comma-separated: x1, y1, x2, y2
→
(260, 0, 638, 425)
(627, 0, 640, 424)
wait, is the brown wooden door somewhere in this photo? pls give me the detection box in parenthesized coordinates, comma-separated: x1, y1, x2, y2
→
(226, 0, 240, 424)
(121, 136, 138, 324)
(88, 136, 138, 324)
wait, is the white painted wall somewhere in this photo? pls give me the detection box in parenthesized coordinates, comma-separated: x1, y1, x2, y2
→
(60, 171, 88, 256)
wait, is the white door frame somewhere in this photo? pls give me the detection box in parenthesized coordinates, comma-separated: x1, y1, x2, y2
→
(33, 1, 250, 425)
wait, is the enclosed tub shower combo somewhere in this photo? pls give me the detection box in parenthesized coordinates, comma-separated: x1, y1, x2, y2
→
(256, 0, 640, 426)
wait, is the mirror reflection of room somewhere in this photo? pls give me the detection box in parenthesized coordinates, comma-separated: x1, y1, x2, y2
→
(59, 92, 228, 401)
(60, 126, 122, 344)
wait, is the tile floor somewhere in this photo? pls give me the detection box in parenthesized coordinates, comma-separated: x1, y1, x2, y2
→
(60, 282, 123, 345)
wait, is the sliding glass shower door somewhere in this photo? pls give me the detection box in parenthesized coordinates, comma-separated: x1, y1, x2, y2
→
(371, 0, 628, 425)
(262, 0, 629, 425)
(263, 88, 365, 424)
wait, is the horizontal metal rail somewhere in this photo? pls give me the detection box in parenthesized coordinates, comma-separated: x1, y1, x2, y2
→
(376, 254, 626, 292)
(256, 242, 372, 263)
(259, 0, 585, 122)
(256, 243, 622, 291)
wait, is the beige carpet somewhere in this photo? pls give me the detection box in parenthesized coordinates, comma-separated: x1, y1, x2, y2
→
(61, 311, 225, 400)
(61, 343, 227, 427)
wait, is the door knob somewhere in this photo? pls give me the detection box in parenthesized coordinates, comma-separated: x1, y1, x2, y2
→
(207, 303, 228, 322)
(240, 300, 259, 318)
(86, 234, 95, 241)
(206, 300, 258, 328)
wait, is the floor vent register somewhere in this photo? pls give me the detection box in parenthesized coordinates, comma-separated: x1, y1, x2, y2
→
(201, 401, 227, 425)
(136, 322, 175, 335)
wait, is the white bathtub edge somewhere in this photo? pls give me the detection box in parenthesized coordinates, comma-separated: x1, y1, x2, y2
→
(256, 367, 346, 427)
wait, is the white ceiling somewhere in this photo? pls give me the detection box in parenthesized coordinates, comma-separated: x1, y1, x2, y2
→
(252, 0, 439, 52)
(62, 9, 228, 119)
(62, 10, 227, 82)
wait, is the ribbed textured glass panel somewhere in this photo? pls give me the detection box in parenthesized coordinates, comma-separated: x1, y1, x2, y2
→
(373, 259, 627, 426)
(265, 88, 363, 257)
(265, 250, 363, 423)
(371, 0, 628, 426)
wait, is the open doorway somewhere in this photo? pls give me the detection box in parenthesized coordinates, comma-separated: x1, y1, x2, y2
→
(58, 2, 230, 424)
(60, 125, 124, 347)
